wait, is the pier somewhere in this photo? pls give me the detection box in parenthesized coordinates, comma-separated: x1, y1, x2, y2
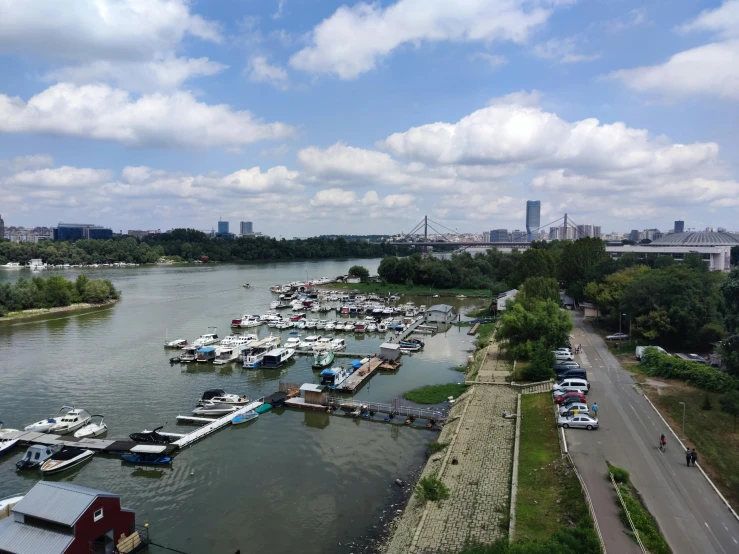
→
(0, 429, 178, 456)
(294, 349, 373, 358)
(328, 397, 445, 421)
(335, 356, 384, 392)
(173, 401, 263, 448)
(396, 317, 425, 342)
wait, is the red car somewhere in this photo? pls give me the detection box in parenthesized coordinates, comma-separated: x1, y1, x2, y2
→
(554, 391, 587, 405)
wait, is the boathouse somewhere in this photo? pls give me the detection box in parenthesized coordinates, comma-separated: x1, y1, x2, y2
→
(0, 482, 147, 554)
(380, 342, 401, 361)
(301, 383, 328, 406)
(426, 304, 455, 323)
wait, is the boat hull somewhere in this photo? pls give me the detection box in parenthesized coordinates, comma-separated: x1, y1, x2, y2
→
(231, 412, 258, 425)
(40, 450, 95, 474)
(74, 424, 107, 439)
(0, 439, 19, 457)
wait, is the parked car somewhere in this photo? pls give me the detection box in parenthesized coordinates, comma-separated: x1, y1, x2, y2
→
(635, 345, 667, 360)
(559, 402, 589, 416)
(606, 333, 629, 340)
(555, 347, 571, 354)
(557, 369, 588, 383)
(558, 414, 599, 430)
(553, 350, 574, 361)
(554, 378, 589, 392)
(554, 391, 587, 405)
(553, 362, 580, 374)
(560, 395, 588, 409)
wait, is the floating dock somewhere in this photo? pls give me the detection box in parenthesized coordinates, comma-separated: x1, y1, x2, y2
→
(0, 430, 178, 456)
(335, 357, 384, 393)
(173, 401, 263, 449)
(294, 349, 373, 358)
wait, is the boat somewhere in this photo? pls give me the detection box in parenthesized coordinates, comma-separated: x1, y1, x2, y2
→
(316, 320, 328, 329)
(73, 415, 107, 438)
(285, 336, 301, 349)
(242, 283, 251, 288)
(15, 444, 63, 470)
(213, 346, 239, 364)
(121, 445, 172, 465)
(298, 335, 321, 349)
(196, 346, 217, 362)
(312, 349, 335, 369)
(243, 336, 281, 368)
(331, 338, 346, 351)
(198, 389, 249, 407)
(0, 423, 19, 457)
(354, 322, 366, 333)
(401, 338, 424, 348)
(305, 319, 317, 329)
(231, 314, 249, 327)
(193, 329, 219, 347)
(366, 323, 377, 332)
(192, 403, 238, 416)
(24, 406, 75, 433)
(49, 408, 91, 435)
(179, 345, 199, 362)
(377, 322, 388, 332)
(261, 348, 295, 368)
(275, 320, 292, 329)
(312, 337, 333, 351)
(320, 366, 353, 389)
(40, 447, 95, 474)
(220, 333, 257, 347)
(164, 338, 188, 348)
(325, 321, 336, 331)
(129, 426, 177, 445)
(399, 343, 422, 352)
(231, 411, 259, 425)
(1, 262, 22, 269)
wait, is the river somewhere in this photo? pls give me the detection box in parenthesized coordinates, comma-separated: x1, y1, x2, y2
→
(0, 259, 481, 554)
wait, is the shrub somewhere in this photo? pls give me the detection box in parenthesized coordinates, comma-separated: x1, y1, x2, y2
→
(426, 441, 448, 455)
(640, 350, 739, 393)
(521, 346, 555, 381)
(701, 394, 713, 411)
(415, 476, 450, 502)
(609, 465, 630, 484)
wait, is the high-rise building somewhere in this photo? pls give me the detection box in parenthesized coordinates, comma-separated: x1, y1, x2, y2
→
(0, 214, 4, 240)
(576, 224, 594, 238)
(240, 221, 253, 235)
(511, 229, 526, 242)
(217, 221, 229, 234)
(593, 226, 601, 238)
(482, 231, 490, 242)
(525, 200, 541, 242)
(549, 227, 559, 240)
(674, 220, 684, 233)
(629, 230, 641, 242)
(53, 223, 112, 241)
(490, 229, 509, 242)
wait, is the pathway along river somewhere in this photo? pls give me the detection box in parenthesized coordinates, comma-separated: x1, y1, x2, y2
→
(0, 259, 480, 554)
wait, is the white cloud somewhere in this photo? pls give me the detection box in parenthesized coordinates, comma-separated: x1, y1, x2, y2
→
(247, 56, 290, 90)
(290, 0, 567, 79)
(604, 8, 648, 34)
(0, 154, 55, 172)
(0, 83, 297, 150)
(298, 143, 401, 182)
(487, 89, 541, 107)
(4, 166, 112, 188)
(310, 188, 358, 207)
(469, 52, 508, 68)
(677, 0, 739, 39)
(273, 0, 286, 20)
(533, 37, 600, 63)
(45, 56, 228, 93)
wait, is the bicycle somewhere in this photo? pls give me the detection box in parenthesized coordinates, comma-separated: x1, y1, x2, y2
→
(659, 436, 666, 452)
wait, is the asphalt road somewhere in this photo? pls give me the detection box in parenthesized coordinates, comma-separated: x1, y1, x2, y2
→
(566, 312, 739, 554)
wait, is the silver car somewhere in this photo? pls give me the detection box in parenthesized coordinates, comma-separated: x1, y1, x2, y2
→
(559, 403, 589, 417)
(557, 414, 599, 430)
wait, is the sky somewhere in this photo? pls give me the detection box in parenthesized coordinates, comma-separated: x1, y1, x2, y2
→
(1, 0, 738, 238)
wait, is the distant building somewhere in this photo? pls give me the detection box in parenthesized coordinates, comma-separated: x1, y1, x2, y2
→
(490, 229, 509, 242)
(576, 224, 594, 238)
(629, 230, 641, 242)
(53, 223, 112, 241)
(127, 230, 160, 239)
(644, 229, 662, 241)
(593, 226, 601, 239)
(674, 220, 685, 233)
(240, 221, 253, 235)
(511, 229, 526, 242)
(0, 214, 4, 240)
(482, 231, 490, 242)
(525, 200, 541, 242)
(217, 221, 229, 234)
(549, 226, 560, 240)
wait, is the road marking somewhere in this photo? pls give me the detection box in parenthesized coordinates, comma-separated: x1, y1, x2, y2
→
(723, 523, 728, 530)
(732, 536, 737, 544)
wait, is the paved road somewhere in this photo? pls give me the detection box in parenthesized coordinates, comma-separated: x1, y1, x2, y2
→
(566, 312, 739, 554)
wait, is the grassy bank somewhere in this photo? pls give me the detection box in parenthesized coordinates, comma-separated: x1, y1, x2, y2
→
(0, 299, 118, 322)
(643, 386, 739, 508)
(404, 383, 469, 404)
(326, 282, 489, 297)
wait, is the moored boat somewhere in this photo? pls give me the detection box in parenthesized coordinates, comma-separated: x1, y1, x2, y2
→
(74, 415, 107, 438)
(331, 338, 346, 351)
(192, 403, 238, 416)
(49, 408, 91, 435)
(231, 411, 258, 425)
(312, 349, 335, 369)
(261, 348, 295, 368)
(0, 425, 19, 457)
(121, 445, 172, 465)
(192, 327, 219, 347)
(40, 447, 95, 474)
(16, 444, 63, 470)
(24, 406, 74, 433)
(129, 426, 177, 444)
(320, 366, 353, 389)
(196, 346, 217, 362)
(213, 345, 239, 364)
(198, 389, 249, 407)
(164, 338, 188, 348)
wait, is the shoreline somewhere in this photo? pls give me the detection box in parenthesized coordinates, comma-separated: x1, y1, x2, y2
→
(0, 299, 119, 323)
(324, 283, 490, 298)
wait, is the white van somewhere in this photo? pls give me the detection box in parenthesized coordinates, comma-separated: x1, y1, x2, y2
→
(553, 378, 589, 394)
(635, 345, 667, 360)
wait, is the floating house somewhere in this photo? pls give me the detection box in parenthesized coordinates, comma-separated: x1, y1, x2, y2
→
(425, 304, 455, 323)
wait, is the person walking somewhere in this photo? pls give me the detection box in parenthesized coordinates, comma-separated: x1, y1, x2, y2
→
(686, 448, 692, 467)
(592, 403, 598, 418)
(691, 449, 698, 466)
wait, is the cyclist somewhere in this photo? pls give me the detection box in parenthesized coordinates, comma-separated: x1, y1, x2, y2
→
(659, 434, 666, 452)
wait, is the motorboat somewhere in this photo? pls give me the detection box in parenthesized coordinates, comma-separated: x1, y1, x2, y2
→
(74, 415, 107, 438)
(367, 323, 377, 332)
(354, 322, 367, 333)
(242, 283, 251, 288)
(16, 444, 63, 470)
(312, 349, 335, 369)
(198, 389, 249, 407)
(316, 320, 328, 329)
(220, 333, 257, 347)
(261, 348, 295, 368)
(312, 337, 333, 351)
(1, 262, 22, 269)
(285, 336, 301, 349)
(320, 366, 353, 389)
(40, 447, 95, 474)
(325, 321, 336, 331)
(130, 426, 177, 445)
(401, 338, 425, 348)
(196, 346, 217, 362)
(179, 345, 198, 363)
(213, 346, 239, 364)
(164, 338, 188, 348)
(121, 445, 172, 465)
(400, 343, 422, 353)
(192, 403, 238, 416)
(276, 320, 292, 330)
(0, 423, 19, 457)
(24, 406, 75, 433)
(49, 409, 91, 435)
(305, 319, 317, 329)
(377, 322, 388, 332)
(243, 336, 281, 368)
(193, 329, 219, 347)
(331, 338, 347, 351)
(231, 411, 259, 425)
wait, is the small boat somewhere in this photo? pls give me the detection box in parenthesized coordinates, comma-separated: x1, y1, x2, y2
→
(320, 366, 353, 389)
(400, 343, 422, 352)
(164, 338, 188, 349)
(312, 337, 333, 351)
(377, 323, 388, 332)
(331, 338, 346, 351)
(242, 283, 251, 288)
(354, 322, 366, 333)
(179, 345, 198, 363)
(325, 321, 336, 331)
(366, 323, 377, 332)
(74, 415, 107, 438)
(40, 447, 95, 474)
(192, 327, 219, 347)
(1, 262, 22, 269)
(0, 423, 19, 457)
(121, 445, 172, 465)
(24, 406, 74, 433)
(196, 346, 217, 362)
(401, 338, 424, 348)
(129, 426, 177, 444)
(231, 411, 258, 425)
(192, 403, 238, 416)
(198, 389, 249, 407)
(16, 444, 63, 470)
(285, 336, 301, 349)
(49, 408, 91, 435)
(261, 348, 295, 368)
(312, 349, 335, 369)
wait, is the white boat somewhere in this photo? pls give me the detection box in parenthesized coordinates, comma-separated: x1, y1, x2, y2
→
(305, 319, 317, 329)
(198, 389, 250, 407)
(298, 335, 321, 349)
(367, 323, 377, 332)
(1, 262, 22, 269)
(325, 321, 336, 331)
(285, 336, 301, 349)
(270, 300, 280, 309)
(213, 346, 239, 364)
(24, 406, 75, 433)
(276, 320, 292, 329)
(164, 338, 188, 349)
(179, 345, 198, 363)
(331, 338, 347, 351)
(312, 337, 333, 351)
(243, 336, 281, 368)
(377, 323, 388, 332)
(16, 444, 63, 470)
(0, 423, 20, 457)
(320, 366, 353, 389)
(261, 348, 295, 368)
(193, 328, 219, 347)
(316, 320, 328, 329)
(74, 415, 107, 438)
(40, 447, 95, 474)
(192, 403, 238, 416)
(49, 409, 92, 435)
(221, 333, 257, 347)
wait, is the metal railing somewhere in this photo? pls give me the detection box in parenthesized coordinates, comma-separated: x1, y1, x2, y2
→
(610, 473, 647, 554)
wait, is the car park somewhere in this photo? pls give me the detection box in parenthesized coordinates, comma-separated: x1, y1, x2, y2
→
(553, 378, 589, 394)
(554, 391, 586, 405)
(553, 350, 574, 361)
(558, 414, 599, 430)
(606, 332, 629, 340)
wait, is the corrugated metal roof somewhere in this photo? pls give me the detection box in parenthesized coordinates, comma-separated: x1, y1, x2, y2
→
(0, 520, 73, 554)
(12, 482, 118, 526)
(428, 304, 454, 312)
(651, 231, 739, 246)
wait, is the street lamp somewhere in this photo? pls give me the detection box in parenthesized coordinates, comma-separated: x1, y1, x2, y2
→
(678, 401, 686, 439)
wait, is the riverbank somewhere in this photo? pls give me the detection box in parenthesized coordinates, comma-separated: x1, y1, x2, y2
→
(326, 282, 490, 298)
(0, 299, 118, 322)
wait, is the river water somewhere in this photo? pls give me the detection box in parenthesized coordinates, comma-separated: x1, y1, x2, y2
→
(0, 259, 480, 554)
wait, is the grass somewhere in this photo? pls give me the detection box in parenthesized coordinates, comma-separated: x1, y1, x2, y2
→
(325, 282, 489, 297)
(404, 383, 469, 404)
(427, 440, 449, 454)
(415, 475, 450, 502)
(643, 386, 739, 508)
(475, 322, 495, 349)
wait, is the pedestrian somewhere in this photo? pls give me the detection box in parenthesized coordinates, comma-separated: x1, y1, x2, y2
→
(691, 449, 698, 466)
(686, 448, 692, 467)
(592, 402, 598, 417)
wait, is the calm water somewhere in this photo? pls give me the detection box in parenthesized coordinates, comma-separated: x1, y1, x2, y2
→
(0, 259, 480, 554)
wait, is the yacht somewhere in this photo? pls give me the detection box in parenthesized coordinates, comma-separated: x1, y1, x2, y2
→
(74, 415, 107, 439)
(316, 320, 328, 329)
(312, 349, 335, 369)
(40, 447, 95, 474)
(325, 321, 336, 331)
(16, 444, 63, 470)
(377, 322, 388, 332)
(179, 345, 199, 363)
(261, 348, 295, 368)
(193, 328, 219, 347)
(312, 337, 333, 351)
(213, 345, 239, 364)
(305, 319, 318, 329)
(0, 424, 20, 457)
(231, 315, 249, 327)
(221, 333, 257, 347)
(243, 336, 281, 368)
(366, 323, 377, 332)
(270, 300, 280, 309)
(298, 335, 320, 349)
(241, 315, 262, 328)
(284, 336, 301, 349)
(320, 366, 353, 389)
(24, 406, 75, 433)
(276, 320, 293, 330)
(198, 389, 249, 407)
(192, 403, 238, 416)
(331, 338, 347, 351)
(49, 409, 92, 435)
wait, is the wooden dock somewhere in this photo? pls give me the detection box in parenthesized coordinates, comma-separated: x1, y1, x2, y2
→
(396, 317, 424, 342)
(328, 397, 445, 421)
(0, 429, 178, 456)
(294, 349, 372, 359)
(173, 401, 263, 449)
(335, 356, 383, 393)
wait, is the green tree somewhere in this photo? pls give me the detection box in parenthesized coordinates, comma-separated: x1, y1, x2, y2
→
(518, 277, 559, 306)
(653, 256, 676, 269)
(558, 238, 609, 299)
(720, 390, 739, 432)
(348, 265, 370, 281)
(496, 300, 573, 359)
(522, 345, 555, 381)
(683, 252, 708, 272)
(509, 249, 556, 287)
(82, 280, 112, 304)
(635, 307, 673, 341)
(584, 265, 649, 325)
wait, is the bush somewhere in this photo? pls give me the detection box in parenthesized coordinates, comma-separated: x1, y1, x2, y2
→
(609, 465, 630, 484)
(701, 394, 713, 411)
(415, 476, 450, 502)
(521, 346, 555, 381)
(640, 350, 739, 393)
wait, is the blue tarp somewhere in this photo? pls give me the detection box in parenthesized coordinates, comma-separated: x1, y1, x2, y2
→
(197, 346, 216, 353)
(350, 360, 362, 369)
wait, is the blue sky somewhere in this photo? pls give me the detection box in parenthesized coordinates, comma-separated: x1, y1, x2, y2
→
(1, 0, 738, 237)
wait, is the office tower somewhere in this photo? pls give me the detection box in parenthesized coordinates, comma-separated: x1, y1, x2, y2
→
(240, 221, 253, 235)
(576, 224, 594, 238)
(482, 231, 490, 242)
(593, 226, 601, 238)
(511, 229, 526, 242)
(526, 200, 541, 242)
(490, 229, 509, 242)
(0, 214, 4, 240)
(217, 221, 229, 234)
(53, 223, 112, 240)
(629, 230, 640, 242)
(674, 220, 684, 233)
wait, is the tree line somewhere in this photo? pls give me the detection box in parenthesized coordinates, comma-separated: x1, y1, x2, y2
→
(0, 275, 120, 316)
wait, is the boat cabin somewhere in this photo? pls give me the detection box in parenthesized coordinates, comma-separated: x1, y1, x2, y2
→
(196, 346, 217, 362)
(262, 348, 291, 368)
(0, 481, 148, 554)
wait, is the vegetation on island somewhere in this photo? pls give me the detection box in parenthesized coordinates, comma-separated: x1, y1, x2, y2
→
(0, 275, 120, 317)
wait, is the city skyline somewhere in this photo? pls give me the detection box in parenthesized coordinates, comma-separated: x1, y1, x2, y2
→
(1, 1, 738, 237)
